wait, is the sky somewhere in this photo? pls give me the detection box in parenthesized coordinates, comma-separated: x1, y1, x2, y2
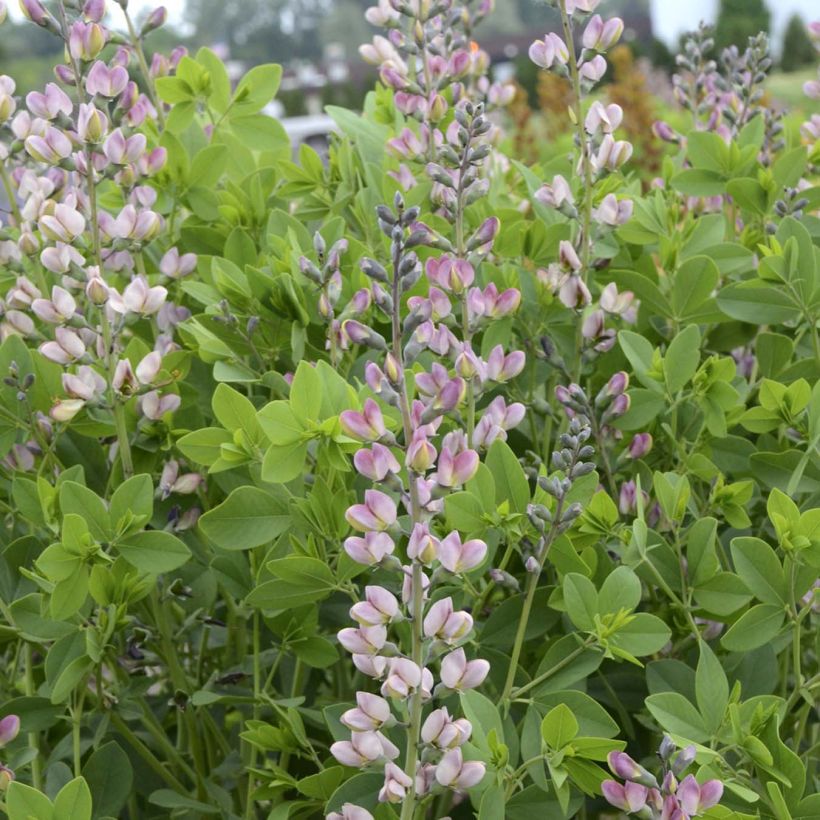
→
(9, 1, 820, 47)
(650, 0, 818, 47)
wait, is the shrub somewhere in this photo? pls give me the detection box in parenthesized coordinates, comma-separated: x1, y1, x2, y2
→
(0, 1, 816, 819)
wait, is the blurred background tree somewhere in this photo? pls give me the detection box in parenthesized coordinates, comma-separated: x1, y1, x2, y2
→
(714, 0, 771, 51)
(780, 14, 815, 72)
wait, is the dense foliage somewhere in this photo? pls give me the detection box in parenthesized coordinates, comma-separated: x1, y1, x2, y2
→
(0, 1, 817, 819)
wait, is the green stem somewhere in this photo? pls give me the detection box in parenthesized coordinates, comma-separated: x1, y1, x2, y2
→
(390, 222, 425, 820)
(501, 495, 567, 705)
(72, 689, 85, 776)
(110, 713, 187, 792)
(24, 644, 42, 790)
(0, 161, 22, 225)
(245, 564, 262, 819)
(560, 1, 595, 383)
(122, 7, 166, 130)
(512, 641, 592, 700)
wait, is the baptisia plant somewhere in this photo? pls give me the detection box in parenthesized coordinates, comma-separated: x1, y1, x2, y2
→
(327, 172, 525, 815)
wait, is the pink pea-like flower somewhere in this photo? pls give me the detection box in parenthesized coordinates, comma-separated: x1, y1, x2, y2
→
(435, 748, 486, 790)
(438, 532, 487, 574)
(352, 654, 388, 680)
(345, 490, 397, 533)
(103, 129, 147, 165)
(31, 286, 76, 324)
(582, 15, 624, 51)
(109, 276, 167, 315)
(406, 430, 437, 472)
(585, 101, 623, 135)
(69, 20, 107, 61)
(86, 61, 129, 97)
(593, 193, 633, 226)
(381, 658, 432, 701)
(406, 522, 440, 565)
(378, 762, 413, 803)
(423, 597, 473, 644)
(341, 399, 387, 442)
(140, 391, 181, 420)
(350, 586, 399, 627)
(62, 366, 105, 402)
(421, 707, 472, 750)
(677, 775, 723, 815)
(535, 174, 574, 209)
(327, 804, 374, 820)
(26, 83, 72, 120)
(338, 625, 387, 656)
(330, 730, 398, 768)
(602, 780, 651, 813)
(77, 103, 108, 142)
(353, 443, 400, 482)
(344, 531, 395, 565)
(340, 692, 392, 732)
(40, 327, 86, 365)
(434, 446, 479, 488)
(39, 202, 85, 241)
(439, 648, 489, 691)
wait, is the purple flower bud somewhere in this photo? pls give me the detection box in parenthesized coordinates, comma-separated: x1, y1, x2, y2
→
(627, 433, 652, 460)
(0, 715, 20, 748)
(439, 649, 489, 692)
(21, 0, 50, 26)
(671, 744, 696, 775)
(83, 0, 106, 22)
(141, 6, 167, 35)
(653, 120, 679, 143)
(607, 751, 658, 788)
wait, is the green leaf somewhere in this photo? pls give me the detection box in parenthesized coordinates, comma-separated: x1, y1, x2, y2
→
(694, 572, 752, 616)
(486, 439, 530, 513)
(82, 742, 132, 820)
(115, 531, 191, 574)
(598, 566, 641, 615)
(664, 325, 701, 394)
(290, 361, 324, 422)
(730, 537, 786, 605)
(110, 474, 153, 535)
(672, 169, 726, 197)
(212, 383, 263, 440)
(645, 692, 709, 742)
(444, 491, 486, 533)
(232, 63, 283, 112)
(721, 604, 785, 651)
(199, 487, 290, 550)
(188, 144, 229, 189)
(460, 689, 504, 753)
(671, 257, 719, 322)
(60, 482, 110, 542)
(618, 331, 657, 387)
(611, 613, 671, 657)
(479, 786, 505, 820)
(696, 641, 729, 734)
(292, 636, 338, 669)
(261, 440, 309, 484)
(541, 703, 579, 749)
(53, 778, 92, 820)
(717, 282, 801, 324)
(563, 574, 598, 631)
(6, 782, 54, 820)
(257, 401, 305, 445)
(534, 690, 620, 738)
(176, 427, 232, 465)
(267, 556, 335, 589)
(149, 790, 220, 814)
